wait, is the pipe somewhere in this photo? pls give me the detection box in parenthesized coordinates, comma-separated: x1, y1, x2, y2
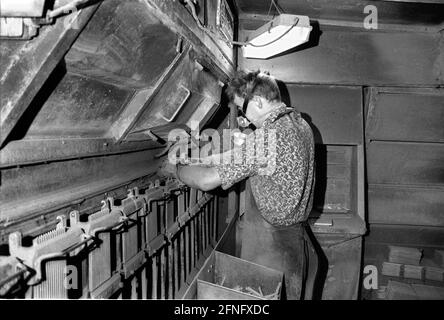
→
(47, 0, 91, 19)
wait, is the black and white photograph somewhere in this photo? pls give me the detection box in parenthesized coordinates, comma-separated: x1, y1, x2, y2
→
(0, 0, 443, 308)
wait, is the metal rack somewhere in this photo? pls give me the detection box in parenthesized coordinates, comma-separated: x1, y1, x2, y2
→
(0, 178, 222, 299)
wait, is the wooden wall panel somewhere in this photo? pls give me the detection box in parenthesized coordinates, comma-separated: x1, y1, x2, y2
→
(286, 85, 363, 145)
(313, 145, 353, 213)
(368, 185, 444, 227)
(237, 1, 444, 27)
(366, 89, 444, 142)
(240, 29, 443, 86)
(364, 225, 444, 248)
(367, 141, 444, 186)
(365, 87, 444, 230)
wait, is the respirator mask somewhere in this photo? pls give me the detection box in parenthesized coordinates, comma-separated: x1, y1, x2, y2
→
(236, 96, 256, 130)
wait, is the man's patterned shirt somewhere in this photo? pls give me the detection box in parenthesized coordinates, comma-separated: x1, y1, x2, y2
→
(214, 104, 315, 226)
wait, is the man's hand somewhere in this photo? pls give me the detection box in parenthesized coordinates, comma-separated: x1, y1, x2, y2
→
(158, 159, 178, 180)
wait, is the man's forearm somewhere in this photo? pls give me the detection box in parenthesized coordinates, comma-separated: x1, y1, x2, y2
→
(176, 164, 222, 191)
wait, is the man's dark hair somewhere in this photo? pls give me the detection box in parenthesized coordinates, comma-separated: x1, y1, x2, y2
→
(226, 70, 281, 102)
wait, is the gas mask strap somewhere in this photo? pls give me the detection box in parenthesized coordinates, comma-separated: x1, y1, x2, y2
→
(242, 96, 250, 114)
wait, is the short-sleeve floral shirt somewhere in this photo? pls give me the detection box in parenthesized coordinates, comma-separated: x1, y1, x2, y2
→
(214, 104, 315, 226)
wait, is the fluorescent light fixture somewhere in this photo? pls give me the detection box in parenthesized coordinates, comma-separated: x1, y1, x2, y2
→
(243, 14, 312, 59)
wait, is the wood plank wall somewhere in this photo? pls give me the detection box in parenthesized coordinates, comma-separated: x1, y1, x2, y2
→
(366, 88, 444, 230)
(240, 27, 443, 87)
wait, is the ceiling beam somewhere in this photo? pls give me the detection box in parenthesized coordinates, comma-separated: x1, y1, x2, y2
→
(239, 12, 443, 33)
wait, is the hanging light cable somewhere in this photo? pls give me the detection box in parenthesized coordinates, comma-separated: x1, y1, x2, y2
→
(271, 0, 283, 15)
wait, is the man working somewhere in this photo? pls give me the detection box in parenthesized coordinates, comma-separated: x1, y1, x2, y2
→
(159, 70, 319, 299)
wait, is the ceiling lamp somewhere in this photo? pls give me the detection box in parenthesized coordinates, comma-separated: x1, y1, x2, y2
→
(242, 14, 312, 59)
